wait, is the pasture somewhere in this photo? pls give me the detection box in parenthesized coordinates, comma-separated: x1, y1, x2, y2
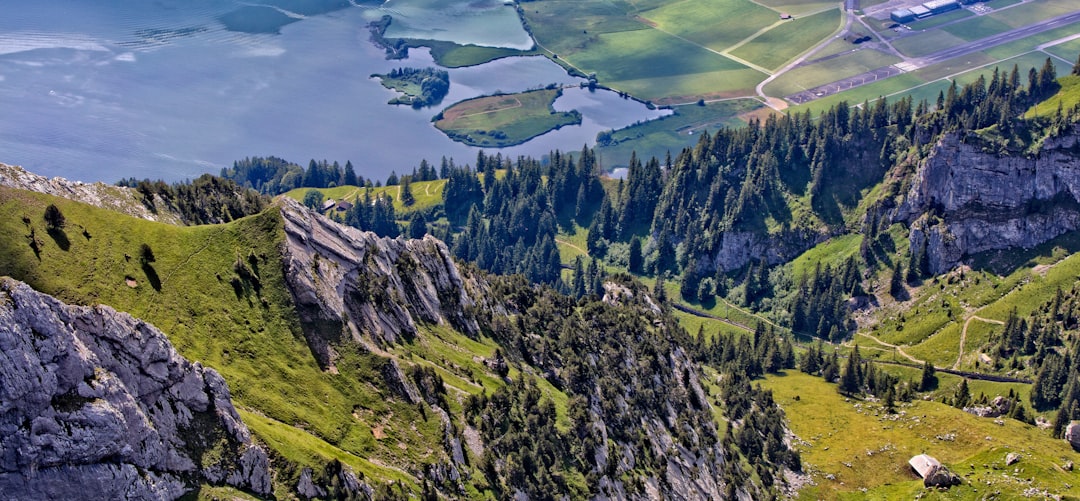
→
(638, 0, 778, 52)
(519, 0, 843, 101)
(434, 89, 581, 147)
(730, 8, 842, 71)
(761, 372, 1080, 500)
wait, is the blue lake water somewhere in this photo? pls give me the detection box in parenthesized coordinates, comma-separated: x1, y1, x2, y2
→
(0, 1, 667, 183)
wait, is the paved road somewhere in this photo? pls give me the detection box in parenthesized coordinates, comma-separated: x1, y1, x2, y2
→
(784, 8, 1080, 104)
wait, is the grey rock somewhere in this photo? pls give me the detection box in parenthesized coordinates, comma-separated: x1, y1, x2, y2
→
(297, 467, 328, 500)
(1066, 421, 1080, 451)
(1005, 452, 1021, 466)
(0, 163, 185, 225)
(963, 395, 1013, 418)
(898, 127, 1080, 273)
(0, 278, 270, 500)
(279, 199, 487, 366)
(923, 464, 961, 488)
(707, 227, 828, 273)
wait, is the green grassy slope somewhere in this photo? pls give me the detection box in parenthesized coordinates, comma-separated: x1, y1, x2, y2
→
(0, 187, 517, 493)
(761, 372, 1079, 500)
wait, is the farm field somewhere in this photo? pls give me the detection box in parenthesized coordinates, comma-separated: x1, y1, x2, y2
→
(434, 88, 581, 147)
(519, 0, 842, 102)
(638, 0, 778, 52)
(752, 0, 836, 16)
(730, 8, 842, 71)
(567, 29, 760, 100)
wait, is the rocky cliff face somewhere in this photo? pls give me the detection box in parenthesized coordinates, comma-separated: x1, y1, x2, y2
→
(708, 227, 827, 272)
(0, 278, 270, 500)
(897, 126, 1080, 273)
(279, 198, 487, 367)
(0, 163, 184, 225)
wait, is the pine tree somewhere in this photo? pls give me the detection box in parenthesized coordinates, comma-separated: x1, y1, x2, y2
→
(920, 360, 937, 391)
(839, 346, 860, 395)
(628, 236, 643, 274)
(407, 211, 428, 239)
(889, 260, 905, 299)
(954, 379, 971, 409)
(400, 177, 415, 207)
(344, 160, 358, 186)
(44, 204, 66, 230)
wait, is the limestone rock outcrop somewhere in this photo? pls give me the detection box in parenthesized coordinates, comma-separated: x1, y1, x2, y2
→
(0, 278, 270, 500)
(1067, 421, 1080, 451)
(923, 464, 961, 488)
(279, 198, 487, 366)
(0, 163, 184, 225)
(898, 126, 1080, 273)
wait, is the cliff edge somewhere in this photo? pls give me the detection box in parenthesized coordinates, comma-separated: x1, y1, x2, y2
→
(0, 278, 271, 500)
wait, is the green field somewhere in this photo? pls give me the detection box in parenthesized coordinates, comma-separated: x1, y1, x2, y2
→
(752, 0, 837, 16)
(1028, 74, 1080, 118)
(639, 0, 778, 52)
(730, 8, 842, 71)
(1044, 37, 1080, 63)
(596, 98, 764, 167)
(987, 0, 1078, 28)
(518, 0, 845, 101)
(434, 88, 581, 147)
(765, 48, 902, 97)
(891, 30, 969, 58)
(941, 14, 1012, 42)
(761, 372, 1080, 500)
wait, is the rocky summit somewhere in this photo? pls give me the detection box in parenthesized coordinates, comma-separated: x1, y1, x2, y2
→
(0, 278, 270, 500)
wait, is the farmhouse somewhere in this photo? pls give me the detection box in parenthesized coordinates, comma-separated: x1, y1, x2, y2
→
(890, 8, 916, 23)
(320, 199, 336, 212)
(335, 200, 354, 212)
(909, 454, 941, 478)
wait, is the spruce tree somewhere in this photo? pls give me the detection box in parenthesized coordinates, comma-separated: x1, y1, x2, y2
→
(839, 346, 860, 395)
(920, 360, 937, 391)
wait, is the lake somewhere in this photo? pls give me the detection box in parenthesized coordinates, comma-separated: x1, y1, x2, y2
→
(0, 0, 667, 183)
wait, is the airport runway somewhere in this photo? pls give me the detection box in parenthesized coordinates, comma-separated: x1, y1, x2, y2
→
(785, 8, 1080, 104)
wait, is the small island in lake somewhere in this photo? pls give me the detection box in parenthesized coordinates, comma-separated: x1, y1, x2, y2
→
(433, 88, 581, 148)
(373, 67, 450, 108)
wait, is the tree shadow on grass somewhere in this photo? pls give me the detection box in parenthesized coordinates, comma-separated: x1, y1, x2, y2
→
(46, 228, 70, 251)
(142, 263, 161, 291)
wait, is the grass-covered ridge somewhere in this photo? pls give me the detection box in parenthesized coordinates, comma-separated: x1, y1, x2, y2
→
(0, 187, 480, 491)
(434, 88, 582, 147)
